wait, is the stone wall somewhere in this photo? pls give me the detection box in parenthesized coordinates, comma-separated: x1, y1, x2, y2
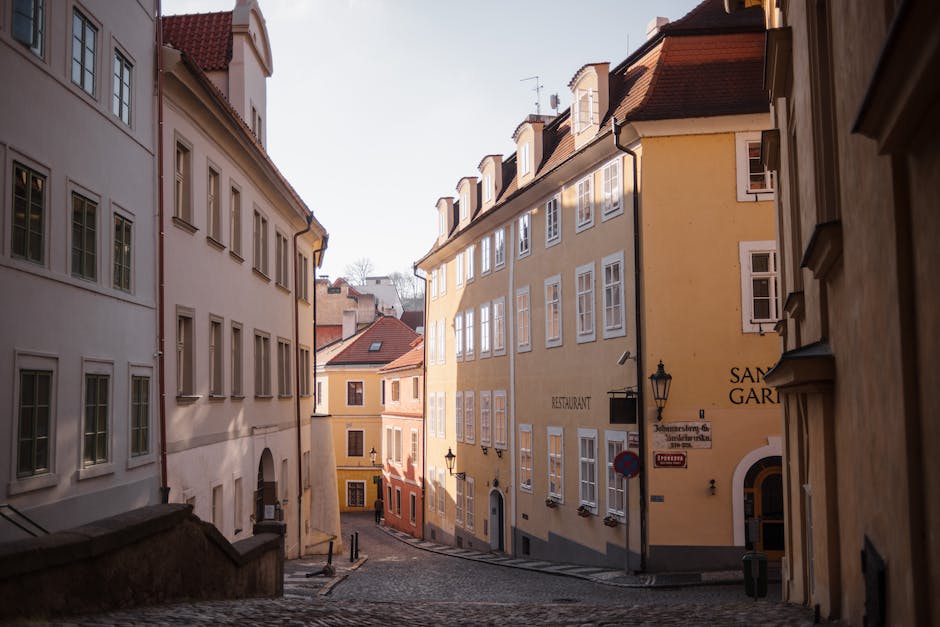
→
(0, 504, 285, 621)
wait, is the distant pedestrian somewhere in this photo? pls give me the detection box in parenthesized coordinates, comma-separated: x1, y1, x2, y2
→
(374, 497, 384, 523)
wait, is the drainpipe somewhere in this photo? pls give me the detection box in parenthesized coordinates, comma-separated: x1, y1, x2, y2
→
(613, 117, 647, 572)
(155, 0, 170, 504)
(292, 212, 313, 556)
(412, 263, 428, 539)
(507, 223, 516, 555)
(309, 236, 328, 529)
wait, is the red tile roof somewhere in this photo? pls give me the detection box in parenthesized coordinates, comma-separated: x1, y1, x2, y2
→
(378, 340, 424, 373)
(662, 0, 764, 34)
(162, 12, 233, 72)
(327, 316, 419, 366)
(400, 310, 425, 331)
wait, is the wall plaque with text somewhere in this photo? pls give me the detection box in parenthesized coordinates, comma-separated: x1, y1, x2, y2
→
(652, 421, 712, 449)
(653, 451, 688, 468)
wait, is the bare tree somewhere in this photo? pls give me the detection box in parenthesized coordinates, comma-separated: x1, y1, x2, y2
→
(344, 257, 374, 285)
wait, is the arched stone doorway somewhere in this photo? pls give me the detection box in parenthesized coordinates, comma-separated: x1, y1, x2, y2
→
(743, 456, 784, 560)
(489, 489, 504, 552)
(256, 448, 277, 521)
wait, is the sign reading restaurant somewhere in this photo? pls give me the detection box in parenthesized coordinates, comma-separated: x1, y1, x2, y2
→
(551, 395, 591, 410)
(652, 421, 713, 450)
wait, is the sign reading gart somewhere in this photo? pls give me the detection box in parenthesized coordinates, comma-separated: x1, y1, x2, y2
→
(652, 421, 712, 450)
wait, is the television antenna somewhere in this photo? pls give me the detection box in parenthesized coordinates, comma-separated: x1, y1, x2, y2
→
(520, 75, 544, 115)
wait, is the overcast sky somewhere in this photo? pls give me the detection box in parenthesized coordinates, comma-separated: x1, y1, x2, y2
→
(163, 0, 702, 280)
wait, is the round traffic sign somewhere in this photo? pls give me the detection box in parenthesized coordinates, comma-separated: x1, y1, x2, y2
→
(614, 450, 640, 478)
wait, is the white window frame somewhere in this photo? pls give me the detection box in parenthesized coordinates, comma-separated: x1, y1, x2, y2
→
(494, 228, 506, 269)
(394, 427, 403, 464)
(480, 236, 492, 275)
(605, 430, 627, 519)
(439, 263, 447, 295)
(454, 313, 464, 361)
(427, 393, 436, 439)
(436, 391, 445, 439)
(517, 213, 531, 258)
(455, 475, 465, 526)
(735, 132, 775, 201)
(483, 172, 494, 202)
(492, 297, 506, 356)
(578, 428, 598, 511)
(519, 423, 533, 492)
(493, 390, 507, 450)
(460, 190, 469, 221)
(739, 240, 779, 333)
(428, 466, 436, 514)
(463, 391, 475, 445)
(576, 262, 596, 343)
(575, 175, 594, 232)
(602, 251, 626, 339)
(437, 468, 446, 514)
(465, 476, 475, 531)
(346, 480, 366, 508)
(466, 245, 475, 282)
(601, 158, 623, 220)
(479, 303, 491, 358)
(479, 391, 492, 447)
(545, 193, 561, 247)
(456, 253, 464, 288)
(80, 359, 113, 476)
(455, 391, 464, 443)
(519, 142, 530, 176)
(410, 428, 418, 462)
(547, 426, 564, 502)
(427, 321, 436, 366)
(438, 208, 446, 238)
(573, 87, 596, 133)
(464, 309, 475, 360)
(11, 351, 59, 492)
(544, 274, 562, 349)
(431, 268, 438, 299)
(437, 319, 445, 363)
(515, 286, 531, 352)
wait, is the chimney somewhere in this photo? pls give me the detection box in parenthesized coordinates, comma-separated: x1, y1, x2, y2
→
(342, 310, 357, 340)
(646, 16, 669, 40)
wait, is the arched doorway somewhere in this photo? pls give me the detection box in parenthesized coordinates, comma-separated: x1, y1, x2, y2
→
(256, 448, 277, 522)
(489, 490, 504, 552)
(744, 456, 784, 560)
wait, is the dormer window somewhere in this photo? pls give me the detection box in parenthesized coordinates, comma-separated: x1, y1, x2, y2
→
(439, 209, 446, 237)
(460, 191, 469, 221)
(519, 143, 530, 176)
(483, 173, 494, 202)
(573, 89, 596, 133)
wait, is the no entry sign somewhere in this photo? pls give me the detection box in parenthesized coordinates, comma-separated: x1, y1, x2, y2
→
(614, 450, 640, 478)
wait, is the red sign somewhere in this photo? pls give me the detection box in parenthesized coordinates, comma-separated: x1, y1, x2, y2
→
(654, 451, 687, 468)
(613, 451, 640, 478)
(628, 432, 639, 448)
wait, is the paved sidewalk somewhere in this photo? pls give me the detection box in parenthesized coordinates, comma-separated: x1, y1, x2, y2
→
(283, 550, 369, 598)
(378, 524, 745, 589)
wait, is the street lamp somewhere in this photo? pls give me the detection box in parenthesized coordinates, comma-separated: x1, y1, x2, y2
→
(444, 447, 465, 480)
(369, 447, 377, 466)
(649, 360, 672, 421)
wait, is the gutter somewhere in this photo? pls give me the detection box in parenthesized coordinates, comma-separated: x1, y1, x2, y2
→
(613, 117, 647, 572)
(155, 0, 169, 504)
(292, 212, 313, 556)
(412, 263, 428, 539)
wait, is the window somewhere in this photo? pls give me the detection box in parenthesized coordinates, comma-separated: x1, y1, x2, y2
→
(253, 210, 268, 275)
(410, 492, 417, 525)
(430, 269, 438, 299)
(347, 381, 363, 406)
(275, 232, 289, 287)
(176, 312, 194, 396)
(494, 228, 506, 268)
(436, 392, 445, 439)
(385, 427, 393, 461)
(299, 348, 310, 396)
(234, 477, 243, 534)
(493, 297, 506, 355)
(16, 369, 52, 477)
(464, 392, 475, 445)
(601, 159, 622, 218)
(347, 481, 365, 508)
(519, 424, 532, 491)
(548, 427, 563, 501)
(576, 176, 594, 231)
(347, 430, 363, 457)
(739, 241, 779, 333)
(71, 9, 96, 95)
(207, 168, 221, 242)
(437, 468, 445, 514)
(230, 187, 242, 256)
(438, 208, 446, 238)
(381, 378, 386, 405)
(390, 379, 400, 402)
(576, 263, 595, 342)
(578, 429, 598, 509)
(297, 253, 309, 300)
(253, 332, 271, 397)
(602, 252, 625, 338)
(412, 376, 419, 399)
(129, 375, 150, 457)
(212, 484, 223, 530)
(231, 323, 243, 396)
(483, 172, 493, 202)
(479, 304, 491, 357)
(427, 322, 435, 366)
(454, 313, 463, 359)
(83, 373, 109, 466)
(735, 132, 774, 201)
(455, 476, 464, 526)
(479, 391, 491, 447)
(174, 143, 191, 222)
(71, 193, 97, 280)
(410, 429, 418, 462)
(251, 106, 263, 143)
(516, 287, 530, 352)
(464, 309, 474, 360)
(573, 88, 595, 133)
(481, 236, 491, 274)
(428, 466, 436, 514)
(437, 320, 445, 363)
(465, 246, 475, 282)
(460, 190, 469, 221)
(427, 393, 436, 439)
(12, 0, 44, 56)
(545, 194, 560, 246)
(465, 477, 475, 531)
(277, 339, 291, 396)
(439, 263, 446, 294)
(493, 391, 507, 450)
(112, 50, 132, 125)
(544, 275, 562, 348)
(455, 391, 463, 442)
(395, 487, 402, 517)
(112, 214, 132, 291)
(518, 213, 530, 257)
(209, 318, 223, 396)
(455, 253, 464, 288)
(519, 142, 530, 176)
(11, 163, 45, 264)
(606, 431, 627, 518)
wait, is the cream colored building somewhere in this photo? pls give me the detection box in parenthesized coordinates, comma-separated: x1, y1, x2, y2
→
(1, 0, 161, 540)
(160, 0, 334, 558)
(733, 0, 940, 623)
(418, 0, 781, 571)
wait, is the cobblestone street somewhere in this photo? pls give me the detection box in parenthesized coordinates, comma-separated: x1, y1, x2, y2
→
(51, 514, 818, 626)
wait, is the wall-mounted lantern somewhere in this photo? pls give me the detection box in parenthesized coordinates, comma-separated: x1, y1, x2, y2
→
(444, 447, 465, 480)
(369, 447, 377, 466)
(649, 360, 672, 421)
(709, 479, 717, 496)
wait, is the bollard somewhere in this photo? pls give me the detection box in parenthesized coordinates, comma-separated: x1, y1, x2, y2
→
(327, 540, 333, 565)
(349, 534, 355, 562)
(354, 531, 360, 561)
(742, 551, 768, 599)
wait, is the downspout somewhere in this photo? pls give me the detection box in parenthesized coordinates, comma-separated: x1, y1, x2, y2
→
(507, 223, 516, 555)
(292, 212, 313, 556)
(155, 0, 170, 504)
(412, 263, 428, 539)
(613, 117, 646, 572)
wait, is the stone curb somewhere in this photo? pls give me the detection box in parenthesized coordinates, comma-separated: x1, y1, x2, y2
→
(377, 525, 745, 589)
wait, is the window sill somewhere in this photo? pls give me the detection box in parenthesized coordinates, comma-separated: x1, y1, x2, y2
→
(255, 394, 274, 400)
(602, 327, 626, 340)
(518, 250, 531, 260)
(206, 235, 225, 251)
(517, 345, 531, 354)
(252, 267, 271, 282)
(176, 394, 200, 404)
(231, 394, 245, 401)
(77, 462, 115, 481)
(172, 216, 198, 235)
(229, 250, 245, 264)
(208, 394, 227, 402)
(7, 472, 59, 496)
(801, 220, 843, 281)
(576, 333, 596, 344)
(575, 221, 595, 234)
(275, 283, 291, 295)
(545, 237, 561, 249)
(127, 454, 157, 470)
(545, 340, 563, 349)
(278, 394, 292, 400)
(601, 207, 624, 222)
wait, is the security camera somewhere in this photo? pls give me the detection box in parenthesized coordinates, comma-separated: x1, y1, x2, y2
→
(617, 350, 632, 366)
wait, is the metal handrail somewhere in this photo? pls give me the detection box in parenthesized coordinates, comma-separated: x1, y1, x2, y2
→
(0, 503, 49, 537)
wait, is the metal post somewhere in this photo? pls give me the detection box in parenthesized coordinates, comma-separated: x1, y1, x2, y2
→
(349, 534, 355, 562)
(354, 531, 360, 560)
(327, 540, 333, 565)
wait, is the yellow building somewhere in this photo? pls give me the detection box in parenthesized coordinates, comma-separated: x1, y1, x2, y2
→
(316, 316, 419, 513)
(727, 0, 940, 623)
(417, 0, 781, 571)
